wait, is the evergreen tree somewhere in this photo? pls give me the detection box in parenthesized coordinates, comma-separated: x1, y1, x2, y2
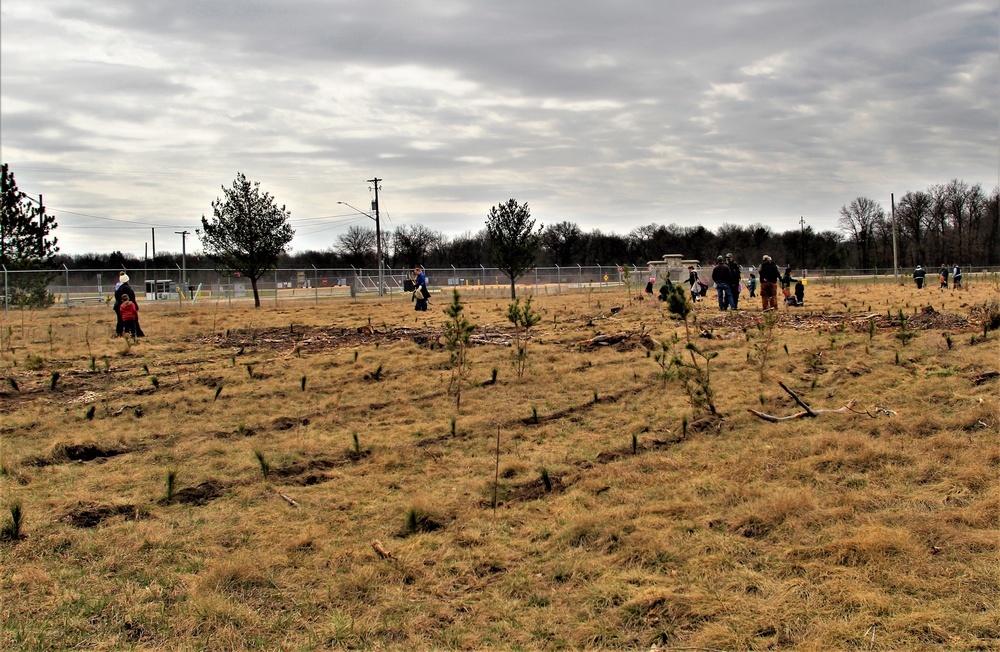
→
(485, 198, 541, 299)
(1, 163, 59, 307)
(199, 173, 294, 307)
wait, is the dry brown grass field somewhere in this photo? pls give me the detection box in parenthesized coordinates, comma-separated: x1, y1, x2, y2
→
(1, 276, 998, 651)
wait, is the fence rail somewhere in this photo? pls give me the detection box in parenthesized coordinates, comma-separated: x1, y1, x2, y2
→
(2, 264, 996, 311)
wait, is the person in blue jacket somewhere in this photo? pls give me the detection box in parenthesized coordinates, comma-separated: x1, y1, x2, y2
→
(412, 266, 429, 311)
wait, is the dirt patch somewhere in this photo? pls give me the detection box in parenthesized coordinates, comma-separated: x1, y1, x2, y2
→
(700, 309, 976, 335)
(272, 457, 346, 485)
(63, 502, 147, 528)
(272, 416, 310, 431)
(506, 475, 568, 502)
(55, 441, 130, 462)
(173, 479, 226, 506)
(25, 441, 131, 466)
(210, 426, 257, 439)
(197, 324, 519, 354)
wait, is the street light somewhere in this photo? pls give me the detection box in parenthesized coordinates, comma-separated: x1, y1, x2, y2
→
(337, 200, 383, 297)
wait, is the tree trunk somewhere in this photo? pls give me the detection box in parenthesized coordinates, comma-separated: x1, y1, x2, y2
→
(509, 277, 516, 300)
(250, 277, 261, 308)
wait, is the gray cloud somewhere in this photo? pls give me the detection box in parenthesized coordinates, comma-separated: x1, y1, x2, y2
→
(1, 0, 996, 255)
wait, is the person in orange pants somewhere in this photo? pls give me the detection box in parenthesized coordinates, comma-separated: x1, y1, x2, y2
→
(758, 254, 780, 310)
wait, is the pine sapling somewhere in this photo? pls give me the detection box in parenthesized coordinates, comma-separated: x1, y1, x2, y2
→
(254, 450, 270, 480)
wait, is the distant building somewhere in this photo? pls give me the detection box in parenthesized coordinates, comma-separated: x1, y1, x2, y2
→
(647, 254, 701, 283)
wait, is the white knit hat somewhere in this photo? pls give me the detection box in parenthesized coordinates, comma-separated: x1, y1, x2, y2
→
(120, 273, 129, 283)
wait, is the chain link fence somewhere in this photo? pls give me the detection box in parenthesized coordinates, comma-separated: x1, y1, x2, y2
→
(2, 264, 996, 311)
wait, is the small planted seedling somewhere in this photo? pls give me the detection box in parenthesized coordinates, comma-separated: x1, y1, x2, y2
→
(540, 468, 552, 492)
(450, 417, 456, 437)
(632, 433, 638, 455)
(353, 350, 359, 363)
(352, 432, 361, 456)
(165, 469, 178, 504)
(50, 372, 60, 391)
(84, 405, 95, 421)
(6, 378, 18, 393)
(682, 416, 689, 438)
(90, 357, 96, 372)
(150, 376, 159, 389)
(1, 502, 23, 541)
(531, 405, 539, 424)
(142, 363, 149, 375)
(246, 364, 254, 379)
(300, 375, 307, 392)
(406, 508, 420, 535)
(214, 385, 223, 401)
(254, 450, 270, 480)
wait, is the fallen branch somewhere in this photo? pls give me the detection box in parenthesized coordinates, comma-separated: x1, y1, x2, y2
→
(112, 404, 142, 417)
(748, 381, 870, 422)
(778, 381, 815, 417)
(972, 370, 999, 386)
(581, 332, 629, 347)
(371, 539, 395, 560)
(277, 491, 299, 508)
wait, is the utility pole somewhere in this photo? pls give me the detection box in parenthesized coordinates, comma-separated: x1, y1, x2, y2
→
(175, 230, 189, 290)
(799, 216, 806, 272)
(37, 194, 44, 256)
(890, 193, 899, 283)
(367, 176, 384, 297)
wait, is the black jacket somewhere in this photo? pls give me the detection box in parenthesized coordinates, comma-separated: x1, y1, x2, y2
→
(114, 282, 136, 308)
(711, 263, 733, 286)
(759, 261, 780, 283)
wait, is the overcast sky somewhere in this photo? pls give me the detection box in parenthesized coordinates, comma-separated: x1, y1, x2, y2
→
(2, 0, 998, 257)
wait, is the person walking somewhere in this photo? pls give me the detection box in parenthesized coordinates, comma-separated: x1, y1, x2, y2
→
(912, 265, 926, 289)
(952, 265, 962, 289)
(726, 253, 741, 310)
(711, 256, 733, 311)
(746, 273, 758, 298)
(686, 265, 701, 302)
(759, 255, 780, 311)
(938, 264, 949, 289)
(412, 266, 429, 311)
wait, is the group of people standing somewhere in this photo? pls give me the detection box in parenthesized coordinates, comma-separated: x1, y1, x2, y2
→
(705, 253, 800, 312)
(913, 264, 963, 290)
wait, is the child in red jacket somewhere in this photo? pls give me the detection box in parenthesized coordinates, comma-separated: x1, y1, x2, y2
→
(120, 297, 139, 337)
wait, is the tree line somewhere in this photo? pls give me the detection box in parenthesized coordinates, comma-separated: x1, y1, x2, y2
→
(6, 164, 999, 277)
